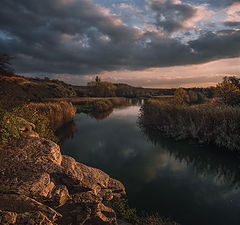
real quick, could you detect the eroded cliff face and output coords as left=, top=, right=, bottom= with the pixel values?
left=0, top=121, right=125, bottom=225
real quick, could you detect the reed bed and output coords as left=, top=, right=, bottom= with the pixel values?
left=28, top=101, right=76, bottom=130
left=139, top=99, right=240, bottom=151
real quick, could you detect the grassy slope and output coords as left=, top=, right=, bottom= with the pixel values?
left=0, top=75, right=75, bottom=105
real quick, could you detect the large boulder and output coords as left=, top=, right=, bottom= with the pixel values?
left=0, top=130, right=126, bottom=224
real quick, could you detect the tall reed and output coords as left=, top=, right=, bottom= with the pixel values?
left=27, top=101, right=76, bottom=130
left=139, top=99, right=240, bottom=151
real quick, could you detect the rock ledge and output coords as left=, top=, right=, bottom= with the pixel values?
left=0, top=129, right=125, bottom=224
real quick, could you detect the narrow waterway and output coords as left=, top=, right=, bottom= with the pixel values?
left=58, top=104, right=240, bottom=225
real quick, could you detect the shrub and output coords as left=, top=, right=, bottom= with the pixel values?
left=12, top=104, right=57, bottom=142
left=0, top=111, right=24, bottom=146
left=173, top=88, right=189, bottom=105
left=215, top=76, right=240, bottom=105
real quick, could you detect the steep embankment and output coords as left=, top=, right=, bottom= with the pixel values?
left=0, top=120, right=125, bottom=225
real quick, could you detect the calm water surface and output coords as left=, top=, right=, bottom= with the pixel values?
left=58, top=104, right=240, bottom=225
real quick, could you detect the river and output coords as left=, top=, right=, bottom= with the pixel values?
left=58, top=103, right=240, bottom=225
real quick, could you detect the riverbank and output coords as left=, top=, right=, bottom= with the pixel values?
left=139, top=99, right=240, bottom=151
left=44, top=97, right=129, bottom=113
left=0, top=101, right=76, bottom=147
left=27, top=101, right=76, bottom=130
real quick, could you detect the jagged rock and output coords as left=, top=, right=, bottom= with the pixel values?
left=16, top=173, right=55, bottom=198
left=0, top=129, right=126, bottom=225
left=16, top=137, right=62, bottom=166
left=56, top=203, right=91, bottom=225
left=0, top=210, right=17, bottom=224
left=72, top=191, right=103, bottom=205
left=18, top=117, right=39, bottom=138
left=108, top=178, right=126, bottom=198
left=50, top=185, right=70, bottom=207
left=17, top=211, right=53, bottom=225
left=99, top=189, right=114, bottom=201
left=0, top=194, right=61, bottom=224
left=87, top=203, right=117, bottom=225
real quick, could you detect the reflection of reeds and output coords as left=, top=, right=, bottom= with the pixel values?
left=139, top=99, right=240, bottom=151
left=87, top=109, right=113, bottom=120
left=56, top=120, right=77, bottom=144
left=28, top=101, right=76, bottom=130
left=139, top=123, right=240, bottom=189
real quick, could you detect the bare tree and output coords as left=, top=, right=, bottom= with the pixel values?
left=0, top=54, right=14, bottom=76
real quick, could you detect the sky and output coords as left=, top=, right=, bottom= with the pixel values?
left=0, top=0, right=240, bottom=88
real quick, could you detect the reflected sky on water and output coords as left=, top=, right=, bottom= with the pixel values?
left=59, top=105, right=240, bottom=225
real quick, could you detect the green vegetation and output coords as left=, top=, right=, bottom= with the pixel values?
left=0, top=111, right=25, bottom=146
left=0, top=102, right=60, bottom=146
left=107, top=198, right=179, bottom=225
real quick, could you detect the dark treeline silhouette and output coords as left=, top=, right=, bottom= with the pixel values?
left=73, top=76, right=215, bottom=99
left=0, top=54, right=15, bottom=76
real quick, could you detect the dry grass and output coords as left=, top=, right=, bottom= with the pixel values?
left=139, top=99, right=240, bottom=151
left=28, top=101, right=76, bottom=130
left=45, top=97, right=128, bottom=113
left=45, top=97, right=127, bottom=105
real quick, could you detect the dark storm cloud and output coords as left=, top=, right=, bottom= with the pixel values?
left=189, top=30, right=240, bottom=63
left=0, top=0, right=240, bottom=75
left=187, top=0, right=239, bottom=9
left=224, top=22, right=240, bottom=27
left=149, top=0, right=197, bottom=33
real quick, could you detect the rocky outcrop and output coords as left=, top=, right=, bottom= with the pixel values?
left=0, top=128, right=125, bottom=224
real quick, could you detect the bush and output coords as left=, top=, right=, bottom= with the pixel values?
left=0, top=111, right=24, bottom=146
left=12, top=104, right=58, bottom=142
left=215, top=76, right=240, bottom=105
left=173, top=88, right=189, bottom=105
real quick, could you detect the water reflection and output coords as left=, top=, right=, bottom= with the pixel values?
left=56, top=121, right=77, bottom=145
left=59, top=105, right=240, bottom=225
left=87, top=109, right=113, bottom=120
left=139, top=124, right=240, bottom=189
